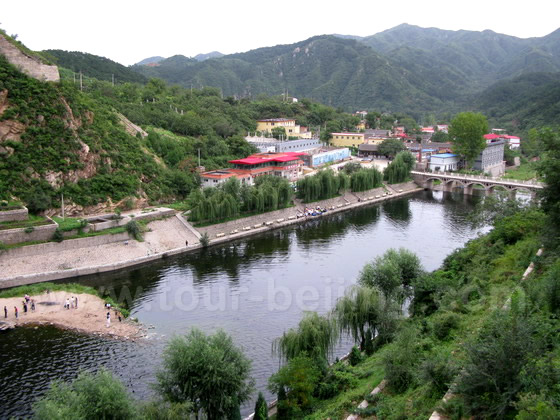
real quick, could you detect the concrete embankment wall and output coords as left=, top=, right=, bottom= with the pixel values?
left=0, top=207, right=28, bottom=222
left=1, top=232, right=131, bottom=259
left=0, top=219, right=58, bottom=245
left=0, top=183, right=421, bottom=289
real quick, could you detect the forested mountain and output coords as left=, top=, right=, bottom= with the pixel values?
left=193, top=51, right=224, bottom=61
left=44, top=50, right=148, bottom=84
left=474, top=72, right=560, bottom=131
left=132, top=36, right=453, bottom=115
left=129, top=24, right=560, bottom=124
left=135, top=56, right=165, bottom=66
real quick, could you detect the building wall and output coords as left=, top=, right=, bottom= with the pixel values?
left=474, top=141, right=505, bottom=174
left=331, top=134, right=365, bottom=147
left=429, top=157, right=458, bottom=172
left=311, top=148, right=351, bottom=167
left=276, top=138, right=321, bottom=153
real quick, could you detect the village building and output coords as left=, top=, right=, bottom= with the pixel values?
left=245, top=136, right=321, bottom=153
left=255, top=118, right=312, bottom=139
left=429, top=153, right=459, bottom=172
left=200, top=152, right=305, bottom=188
left=301, top=147, right=351, bottom=167
left=475, top=138, right=505, bottom=176
left=330, top=132, right=365, bottom=147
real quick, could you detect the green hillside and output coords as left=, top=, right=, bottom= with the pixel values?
left=43, top=49, right=148, bottom=84
left=130, top=25, right=560, bottom=120
left=0, top=33, right=360, bottom=212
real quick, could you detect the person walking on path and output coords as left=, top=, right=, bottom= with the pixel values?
left=75, top=296, right=78, bottom=309
left=4, top=306, right=7, bottom=318
left=106, top=312, right=111, bottom=328
left=31, top=300, right=36, bottom=312
left=65, top=298, right=70, bottom=310
left=23, top=302, right=27, bottom=314
left=14, top=306, right=18, bottom=319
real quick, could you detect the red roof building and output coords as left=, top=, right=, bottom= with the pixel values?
left=201, top=152, right=305, bottom=188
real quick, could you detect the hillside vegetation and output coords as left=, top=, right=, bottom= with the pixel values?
left=130, top=24, right=560, bottom=130
left=0, top=32, right=359, bottom=213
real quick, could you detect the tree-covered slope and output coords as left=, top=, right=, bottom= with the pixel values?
left=474, top=72, right=560, bottom=131
left=43, top=50, right=148, bottom=84
left=132, top=36, right=449, bottom=113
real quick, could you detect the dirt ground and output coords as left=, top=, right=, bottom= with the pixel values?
left=0, top=291, right=143, bottom=339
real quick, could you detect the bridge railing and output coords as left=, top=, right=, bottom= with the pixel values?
left=411, top=170, right=543, bottom=187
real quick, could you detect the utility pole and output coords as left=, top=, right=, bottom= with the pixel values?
left=79, top=71, right=83, bottom=91
left=112, top=74, right=114, bottom=86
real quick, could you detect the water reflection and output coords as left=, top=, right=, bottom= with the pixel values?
left=0, top=191, right=487, bottom=418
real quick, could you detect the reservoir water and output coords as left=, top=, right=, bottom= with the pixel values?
left=0, top=190, right=488, bottom=417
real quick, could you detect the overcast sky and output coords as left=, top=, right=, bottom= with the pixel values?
left=2, top=0, right=559, bottom=66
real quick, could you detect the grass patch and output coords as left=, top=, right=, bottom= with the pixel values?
left=502, top=162, right=539, bottom=181
left=162, top=201, right=190, bottom=212
left=52, top=216, right=87, bottom=232
left=0, top=215, right=52, bottom=231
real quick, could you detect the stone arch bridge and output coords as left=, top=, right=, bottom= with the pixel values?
left=411, top=171, right=544, bottom=197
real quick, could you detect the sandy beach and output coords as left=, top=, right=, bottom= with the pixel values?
left=0, top=291, right=142, bottom=339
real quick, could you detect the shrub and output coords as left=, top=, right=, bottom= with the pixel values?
left=125, top=220, right=143, bottom=241
left=199, top=232, right=209, bottom=247
left=432, top=312, right=461, bottom=341
left=349, top=345, right=363, bottom=366
left=24, top=226, right=34, bottom=234
left=253, top=392, right=269, bottom=420
left=52, top=228, right=64, bottom=242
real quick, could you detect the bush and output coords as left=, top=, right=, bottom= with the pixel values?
left=199, top=232, right=209, bottom=247
left=431, top=312, right=461, bottom=341
left=253, top=392, right=269, bottom=420
left=348, top=345, right=363, bottom=366
left=125, top=220, right=143, bottom=241
left=33, top=368, right=137, bottom=420
left=52, top=228, right=64, bottom=242
left=24, top=226, right=34, bottom=233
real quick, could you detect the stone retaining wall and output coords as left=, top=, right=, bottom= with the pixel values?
left=1, top=232, right=130, bottom=259
left=0, top=219, right=58, bottom=245
left=0, top=207, right=28, bottom=222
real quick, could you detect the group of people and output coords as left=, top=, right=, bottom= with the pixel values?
left=104, top=302, right=122, bottom=327
left=64, top=296, right=78, bottom=310
left=3, top=294, right=36, bottom=320
left=297, top=206, right=331, bottom=218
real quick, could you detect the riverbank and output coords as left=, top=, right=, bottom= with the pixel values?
left=0, top=290, right=143, bottom=339
left=0, top=181, right=422, bottom=289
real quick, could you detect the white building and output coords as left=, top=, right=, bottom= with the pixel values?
left=429, top=153, right=459, bottom=172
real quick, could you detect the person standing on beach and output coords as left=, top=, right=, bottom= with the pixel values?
left=23, top=302, right=27, bottom=314
left=31, top=300, right=35, bottom=312
left=4, top=306, right=7, bottom=318
left=106, top=312, right=111, bottom=328
left=14, top=306, right=18, bottom=319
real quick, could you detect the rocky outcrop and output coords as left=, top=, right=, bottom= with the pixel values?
left=0, top=34, right=59, bottom=82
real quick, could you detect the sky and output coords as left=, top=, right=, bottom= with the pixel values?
left=2, top=0, right=559, bottom=66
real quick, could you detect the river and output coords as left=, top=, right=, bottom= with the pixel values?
left=0, top=190, right=488, bottom=417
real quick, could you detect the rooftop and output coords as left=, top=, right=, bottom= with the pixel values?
left=431, top=153, right=457, bottom=158
left=257, top=118, right=296, bottom=122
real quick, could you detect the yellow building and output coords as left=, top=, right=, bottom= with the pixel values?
left=256, top=118, right=312, bottom=139
left=330, top=132, right=365, bottom=147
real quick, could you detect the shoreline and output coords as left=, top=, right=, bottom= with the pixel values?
left=0, top=291, right=144, bottom=339
left=0, top=182, right=423, bottom=289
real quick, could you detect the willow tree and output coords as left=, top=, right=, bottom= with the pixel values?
left=383, top=151, right=415, bottom=184
left=333, top=285, right=386, bottom=350
left=350, top=168, right=382, bottom=192
left=359, top=248, right=424, bottom=301
left=272, top=312, right=338, bottom=364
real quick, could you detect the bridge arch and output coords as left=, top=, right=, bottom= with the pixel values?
left=464, top=182, right=488, bottom=195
